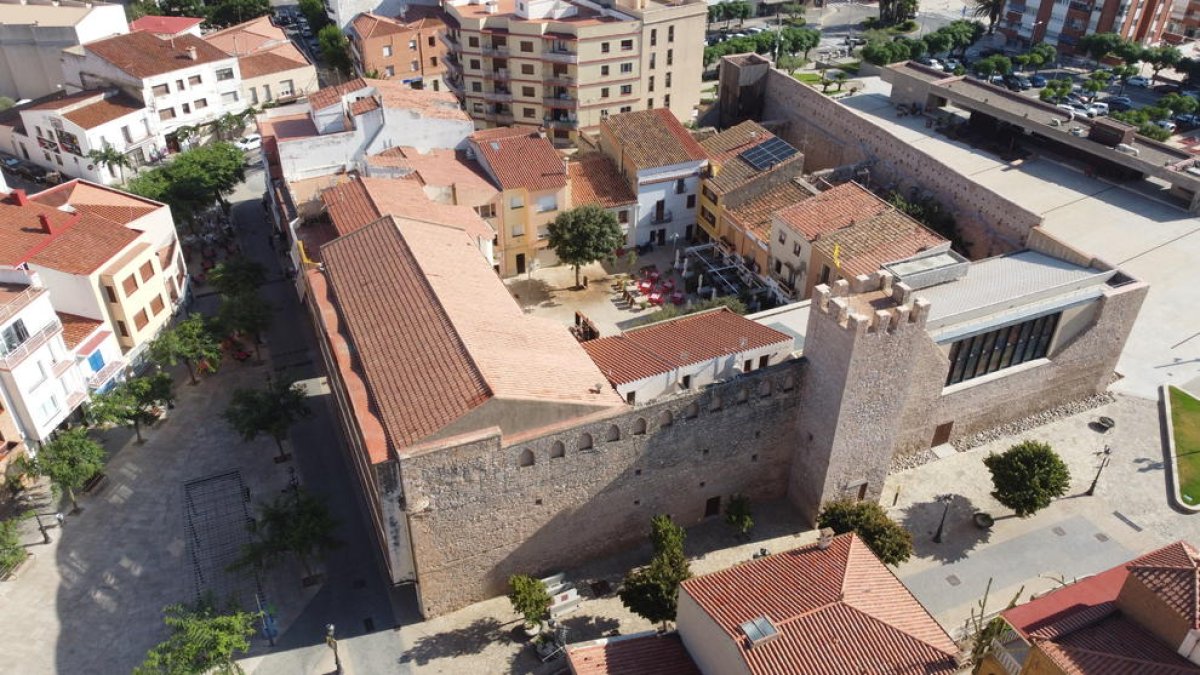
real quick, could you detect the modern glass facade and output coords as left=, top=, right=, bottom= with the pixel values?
left=944, top=312, right=1061, bottom=386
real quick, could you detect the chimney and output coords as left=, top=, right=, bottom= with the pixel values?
left=38, top=214, right=55, bottom=235
left=817, top=527, right=834, bottom=550
left=186, top=46, right=198, bottom=61
left=10, top=189, right=27, bottom=206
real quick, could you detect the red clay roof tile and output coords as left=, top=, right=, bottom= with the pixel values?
left=601, top=109, right=707, bottom=170
left=567, top=633, right=701, bottom=675
left=568, top=153, right=635, bottom=208
left=84, top=32, right=232, bottom=79
left=471, top=129, right=566, bottom=191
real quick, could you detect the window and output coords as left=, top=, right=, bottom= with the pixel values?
left=139, top=260, right=155, bottom=283
left=649, top=76, right=655, bottom=92
left=122, top=273, right=139, bottom=295
left=620, top=39, right=633, bottom=51
left=521, top=63, right=535, bottom=75
left=134, top=309, right=149, bottom=331
left=159, top=107, right=176, bottom=121
left=778, top=231, right=787, bottom=245
left=819, top=265, right=831, bottom=285
left=667, top=49, right=673, bottom=66
left=176, top=79, right=184, bottom=90
left=793, top=241, right=802, bottom=256
left=945, top=313, right=1061, bottom=386
left=620, top=84, right=632, bottom=95
left=522, top=85, right=535, bottom=97
left=668, top=25, right=674, bottom=42
left=510, top=195, right=524, bottom=209
left=519, top=448, right=535, bottom=467
left=681, top=375, right=692, bottom=389
left=0, top=320, right=29, bottom=353
left=618, top=209, right=628, bottom=223
left=188, top=75, right=202, bottom=86
left=601, top=42, right=611, bottom=53
left=521, top=40, right=533, bottom=52
left=475, top=204, right=496, bottom=218
left=386, top=66, right=396, bottom=77
left=428, top=36, right=436, bottom=47
left=469, top=35, right=479, bottom=47
left=469, top=58, right=480, bottom=69
left=408, top=39, right=417, bottom=50
left=665, top=72, right=672, bottom=87
left=536, top=195, right=557, bottom=213
left=511, top=222, right=525, bottom=236
left=250, top=87, right=259, bottom=104
left=650, top=28, right=657, bottom=46
left=37, top=395, right=60, bottom=423
left=632, top=417, right=646, bottom=434
left=774, top=260, right=783, bottom=274
left=150, top=294, right=165, bottom=316
left=104, top=285, right=118, bottom=303
left=601, top=65, right=610, bottom=76
left=194, top=98, right=208, bottom=109
left=686, top=194, right=695, bottom=208
left=650, top=53, right=656, bottom=70
left=181, top=102, right=191, bottom=114
left=217, top=68, right=234, bottom=81
left=152, top=83, right=169, bottom=97
left=601, top=108, right=610, bottom=119
left=523, top=107, right=536, bottom=119
left=620, top=105, right=632, bottom=113
left=472, top=102, right=484, bottom=113
left=116, top=320, right=129, bottom=338
left=411, top=60, right=420, bottom=72
left=578, top=433, right=593, bottom=451
left=675, top=178, right=685, bottom=194
left=601, top=87, right=610, bottom=98
left=220, top=91, right=239, bottom=104
left=550, top=441, right=565, bottom=459
left=647, top=98, right=654, bottom=108
left=472, top=81, right=482, bottom=92
left=431, top=56, right=438, bottom=66
left=620, top=62, right=633, bottom=74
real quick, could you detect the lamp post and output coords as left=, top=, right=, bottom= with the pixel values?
left=325, top=624, right=342, bottom=674
left=1086, top=444, right=1113, bottom=497
left=932, top=494, right=953, bottom=543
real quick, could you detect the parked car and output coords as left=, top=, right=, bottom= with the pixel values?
left=14, top=161, right=48, bottom=181
left=941, top=58, right=961, bottom=72
left=1175, top=113, right=1200, bottom=128
left=1088, top=101, right=1109, bottom=115
left=234, top=134, right=262, bottom=151
left=1069, top=103, right=1097, bottom=117
left=1106, top=99, right=1133, bottom=111
left=1029, top=74, right=1048, bottom=87
left=1153, top=82, right=1182, bottom=94
left=1155, top=119, right=1177, bottom=132
left=0, top=154, right=19, bottom=171
left=1126, top=75, right=1150, bottom=87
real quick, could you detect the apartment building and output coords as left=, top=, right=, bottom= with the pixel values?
left=999, top=0, right=1175, bottom=51
left=469, top=126, right=568, bottom=275
left=0, top=89, right=158, bottom=186
left=441, top=0, right=704, bottom=145
left=0, top=0, right=128, bottom=101
left=598, top=109, right=706, bottom=248
left=62, top=31, right=246, bottom=148
left=1165, top=0, right=1200, bottom=41
left=349, top=10, right=449, bottom=91
left=0, top=182, right=187, bottom=365
left=203, top=16, right=319, bottom=108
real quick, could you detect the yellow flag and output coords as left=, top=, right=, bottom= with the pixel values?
left=832, top=243, right=841, bottom=269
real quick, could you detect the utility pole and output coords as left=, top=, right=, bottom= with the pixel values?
left=932, top=494, right=953, bottom=543
left=1086, top=445, right=1113, bottom=496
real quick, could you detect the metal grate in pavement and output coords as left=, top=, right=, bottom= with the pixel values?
left=183, top=470, right=262, bottom=610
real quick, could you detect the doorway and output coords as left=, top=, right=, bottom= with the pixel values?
left=655, top=229, right=666, bottom=246
left=704, top=496, right=721, bottom=518
left=654, top=199, right=666, bottom=222
left=515, top=253, right=526, bottom=275
left=931, top=422, right=953, bottom=447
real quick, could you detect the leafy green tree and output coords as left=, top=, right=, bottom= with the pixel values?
left=1078, top=32, right=1125, bottom=68
left=707, top=2, right=727, bottom=28
left=984, top=440, right=1071, bottom=517
left=207, top=0, right=270, bottom=28
left=158, top=0, right=208, bottom=18
left=1110, top=109, right=1172, bottom=140
left=971, top=0, right=1006, bottom=34
left=88, top=372, right=174, bottom=443
left=208, top=257, right=267, bottom=298
left=27, top=428, right=106, bottom=513
left=87, top=146, right=131, bottom=184
left=817, top=500, right=913, bottom=566
left=1144, top=44, right=1183, bottom=83
left=507, top=574, right=551, bottom=626
left=619, top=515, right=692, bottom=629
left=231, top=489, right=340, bottom=578
left=319, top=25, right=354, bottom=75
left=299, top=0, right=331, bottom=29
left=218, top=292, right=272, bottom=360
left=727, top=0, right=751, bottom=27
left=1038, top=77, right=1074, bottom=103
left=778, top=54, right=806, bottom=75
left=782, top=27, right=820, bottom=59
left=923, top=31, right=952, bottom=57
left=171, top=142, right=246, bottom=207
left=780, top=2, right=805, bottom=25
left=223, top=377, right=312, bottom=461
left=0, top=517, right=27, bottom=572
left=1161, top=92, right=1198, bottom=115
left=1113, top=63, right=1140, bottom=92
left=135, top=597, right=259, bottom=675
left=0, top=96, right=14, bottom=112
left=547, top=204, right=624, bottom=288
left=724, top=494, right=753, bottom=537
left=150, top=314, right=222, bottom=384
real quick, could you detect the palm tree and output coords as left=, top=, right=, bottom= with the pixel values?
left=87, top=146, right=131, bottom=183
left=971, top=0, right=1006, bottom=34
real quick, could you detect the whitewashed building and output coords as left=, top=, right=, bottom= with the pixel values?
left=0, top=0, right=128, bottom=101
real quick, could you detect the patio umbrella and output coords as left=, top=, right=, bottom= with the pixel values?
left=674, top=248, right=681, bottom=268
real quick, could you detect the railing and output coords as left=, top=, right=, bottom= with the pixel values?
left=543, top=49, right=579, bottom=64
left=482, top=45, right=510, bottom=57
left=0, top=286, right=46, bottom=328
left=440, top=32, right=460, bottom=50
left=488, top=69, right=510, bottom=80
left=543, top=95, right=575, bottom=107
left=545, top=75, right=575, bottom=87
left=88, top=358, right=126, bottom=390
left=484, top=89, right=513, bottom=102
left=990, top=630, right=1027, bottom=675
left=0, top=318, right=63, bottom=371
left=651, top=209, right=674, bottom=224
left=544, top=117, right=578, bottom=129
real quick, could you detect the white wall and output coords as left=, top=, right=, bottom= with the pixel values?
left=633, top=161, right=702, bottom=246
left=30, top=266, right=105, bottom=321
left=15, top=104, right=158, bottom=185
left=0, top=3, right=127, bottom=100
left=615, top=341, right=792, bottom=403
left=676, top=589, right=751, bottom=675
left=0, top=292, right=83, bottom=441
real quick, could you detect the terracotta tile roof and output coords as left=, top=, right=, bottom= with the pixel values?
left=62, top=94, right=144, bottom=130
left=308, top=78, right=369, bottom=110
left=321, top=176, right=492, bottom=242
left=238, top=50, right=307, bottom=79
left=601, top=109, right=707, bottom=171
left=84, top=32, right=232, bottom=79
left=58, top=313, right=102, bottom=350
left=701, top=121, right=773, bottom=163
left=372, top=80, right=467, bottom=121
left=202, top=15, right=283, bottom=55
left=129, top=15, right=204, bottom=36
left=566, top=633, right=701, bottom=675
left=0, top=181, right=157, bottom=275
left=725, top=180, right=815, bottom=244
left=568, top=153, right=635, bottom=208
left=680, top=533, right=958, bottom=675
left=367, top=147, right=498, bottom=198
left=582, top=308, right=793, bottom=386
left=351, top=12, right=410, bottom=39
left=775, top=181, right=892, bottom=241
left=1125, top=541, right=1200, bottom=629
left=812, top=209, right=947, bottom=278
left=349, top=96, right=380, bottom=116
left=22, top=90, right=107, bottom=112
left=1037, top=614, right=1200, bottom=674
left=471, top=129, right=567, bottom=191
left=320, top=216, right=622, bottom=449
left=701, top=123, right=804, bottom=195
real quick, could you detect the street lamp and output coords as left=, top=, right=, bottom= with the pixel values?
left=1086, top=444, right=1113, bottom=496
left=932, top=494, right=953, bottom=543
left=325, top=624, right=342, bottom=674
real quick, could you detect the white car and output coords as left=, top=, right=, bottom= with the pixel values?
left=1156, top=119, right=1177, bottom=132
left=1088, top=101, right=1109, bottom=115
left=1127, top=75, right=1150, bottom=87
left=234, top=134, right=262, bottom=151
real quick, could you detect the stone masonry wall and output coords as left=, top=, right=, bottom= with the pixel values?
left=755, top=68, right=1043, bottom=259
left=397, top=364, right=805, bottom=617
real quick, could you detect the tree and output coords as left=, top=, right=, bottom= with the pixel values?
left=778, top=54, right=806, bottom=75
left=724, top=494, right=753, bottom=537
left=223, top=377, right=312, bottom=461
left=728, top=0, right=751, bottom=27
left=817, top=500, right=913, bottom=566
left=1113, top=63, right=1140, bottom=92
left=1161, top=92, right=1198, bottom=115
left=126, top=143, right=247, bottom=225
left=231, top=489, right=340, bottom=578
left=619, top=515, right=691, bottom=629
left=158, top=0, right=208, bottom=18
left=319, top=25, right=354, bottom=76
left=27, top=428, right=106, bottom=513
left=135, top=597, right=259, bottom=675
left=923, top=32, right=952, bottom=57
left=832, top=70, right=849, bottom=91
left=780, top=2, right=805, bottom=25
left=299, top=0, right=331, bottom=30
left=547, top=204, right=624, bottom=288
left=984, top=440, right=1071, bottom=517
left=208, top=257, right=267, bottom=298
left=218, top=293, right=272, bottom=360
left=207, top=0, right=270, bottom=28
left=507, top=574, right=551, bottom=626
left=1145, top=44, right=1183, bottom=82
left=87, top=146, right=131, bottom=184
left=970, top=0, right=1006, bottom=34
left=1078, top=32, right=1125, bottom=68
left=124, top=0, right=156, bottom=20
left=150, top=314, right=222, bottom=385
left=1038, top=77, right=1074, bottom=103
left=88, top=372, right=173, bottom=443
left=0, top=517, right=26, bottom=573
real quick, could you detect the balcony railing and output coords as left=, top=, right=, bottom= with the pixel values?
left=0, top=317, right=63, bottom=371
left=484, top=89, right=513, bottom=102
left=88, top=358, right=126, bottom=390
left=545, top=75, right=576, bottom=87
left=0, top=286, right=46, bottom=328
left=543, top=49, right=579, bottom=64
left=651, top=209, right=674, bottom=224
left=441, top=32, right=460, bottom=50
left=487, top=69, right=510, bottom=80
left=544, top=95, right=575, bottom=107
left=544, top=117, right=577, bottom=129
left=482, top=45, right=510, bottom=57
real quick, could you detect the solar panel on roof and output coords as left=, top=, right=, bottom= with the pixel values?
left=739, top=137, right=798, bottom=171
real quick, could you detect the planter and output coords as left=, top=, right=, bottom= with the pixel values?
left=0, top=552, right=32, bottom=582
left=522, top=620, right=544, bottom=639
left=973, top=512, right=995, bottom=529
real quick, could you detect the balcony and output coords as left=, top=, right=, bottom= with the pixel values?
left=989, top=629, right=1029, bottom=675
left=486, top=69, right=510, bottom=81
left=0, top=286, right=46, bottom=328
left=544, top=116, right=578, bottom=129
left=543, top=49, right=579, bottom=64
left=0, top=318, right=63, bottom=371
left=484, top=89, right=514, bottom=102
left=441, top=32, right=460, bottom=50
left=543, top=95, right=575, bottom=108
left=88, top=358, right=126, bottom=391
left=482, top=45, right=510, bottom=57
left=651, top=209, right=674, bottom=224
left=545, top=74, right=576, bottom=87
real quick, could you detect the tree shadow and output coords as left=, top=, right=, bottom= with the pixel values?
left=900, top=494, right=993, bottom=565
left=556, top=614, right=621, bottom=643
left=397, top=617, right=513, bottom=667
